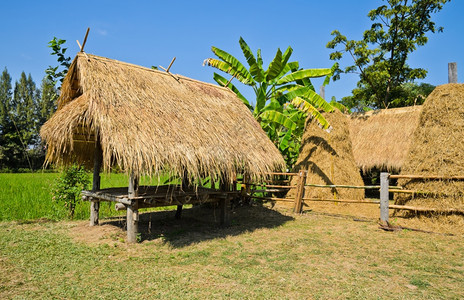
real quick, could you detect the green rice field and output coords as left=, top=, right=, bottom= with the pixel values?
left=0, top=172, right=167, bottom=221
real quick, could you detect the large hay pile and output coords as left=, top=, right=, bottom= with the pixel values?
left=396, top=84, right=464, bottom=213
left=349, top=106, right=422, bottom=173
left=288, top=109, right=364, bottom=200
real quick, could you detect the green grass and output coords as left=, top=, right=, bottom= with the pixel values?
left=0, top=172, right=169, bottom=221
left=0, top=206, right=462, bottom=299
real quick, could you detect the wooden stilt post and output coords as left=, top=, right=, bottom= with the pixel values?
left=240, top=173, right=251, bottom=204
left=219, top=177, right=230, bottom=226
left=293, top=170, right=308, bottom=213
left=127, top=173, right=139, bottom=243
left=380, top=172, right=390, bottom=225
left=90, top=138, right=102, bottom=226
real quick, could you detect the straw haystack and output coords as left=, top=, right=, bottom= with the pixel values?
left=349, top=106, right=422, bottom=173
left=41, top=53, right=284, bottom=182
left=289, top=109, right=364, bottom=200
left=396, top=84, right=464, bottom=211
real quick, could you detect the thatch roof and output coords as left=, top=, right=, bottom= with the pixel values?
left=40, top=53, right=284, bottom=182
left=288, top=109, right=364, bottom=200
left=349, top=105, right=422, bottom=173
left=396, top=84, right=464, bottom=211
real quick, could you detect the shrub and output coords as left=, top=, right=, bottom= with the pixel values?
left=51, top=165, right=90, bottom=218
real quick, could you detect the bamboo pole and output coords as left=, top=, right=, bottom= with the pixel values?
left=390, top=174, right=464, bottom=180
left=389, top=204, right=464, bottom=214
left=304, top=184, right=382, bottom=189
left=302, top=198, right=380, bottom=204
left=266, top=172, right=298, bottom=176
left=81, top=28, right=90, bottom=52
left=264, top=184, right=297, bottom=189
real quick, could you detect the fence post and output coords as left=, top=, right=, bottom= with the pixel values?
left=380, top=172, right=390, bottom=224
left=448, top=62, right=458, bottom=83
left=293, top=170, right=307, bottom=213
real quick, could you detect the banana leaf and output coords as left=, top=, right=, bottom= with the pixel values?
left=265, top=49, right=283, bottom=82
left=210, top=46, right=254, bottom=85
left=277, top=68, right=332, bottom=85
left=291, top=97, right=332, bottom=131
left=260, top=110, right=297, bottom=131
left=239, top=37, right=265, bottom=82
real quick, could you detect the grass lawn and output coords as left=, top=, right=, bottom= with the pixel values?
left=0, top=205, right=463, bottom=299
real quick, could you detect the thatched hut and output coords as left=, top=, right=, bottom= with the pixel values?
left=288, top=109, right=364, bottom=201
left=41, top=53, right=284, bottom=242
left=395, top=84, right=464, bottom=213
left=349, top=106, right=422, bottom=173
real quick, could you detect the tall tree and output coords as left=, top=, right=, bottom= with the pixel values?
left=327, top=0, right=449, bottom=109
left=0, top=68, right=13, bottom=169
left=36, top=76, right=57, bottom=128
left=204, top=37, right=334, bottom=167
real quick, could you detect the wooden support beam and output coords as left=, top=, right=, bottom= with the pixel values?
left=175, top=205, right=183, bottom=219
left=127, top=173, right=139, bottom=243
left=90, top=137, right=102, bottom=226
left=219, top=179, right=230, bottom=226
left=251, top=196, right=294, bottom=202
left=82, top=192, right=132, bottom=205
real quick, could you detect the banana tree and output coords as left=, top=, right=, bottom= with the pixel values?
left=204, top=37, right=334, bottom=167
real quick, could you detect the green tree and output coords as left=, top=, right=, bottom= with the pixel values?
left=327, top=0, right=449, bottom=109
left=204, top=37, right=334, bottom=167
left=36, top=76, right=57, bottom=127
left=0, top=68, right=13, bottom=169
left=46, top=37, right=71, bottom=87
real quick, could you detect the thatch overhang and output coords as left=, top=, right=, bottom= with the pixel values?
left=40, top=53, right=285, bottom=182
left=349, top=106, right=423, bottom=173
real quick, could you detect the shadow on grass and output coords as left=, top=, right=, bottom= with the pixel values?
left=101, top=205, right=294, bottom=248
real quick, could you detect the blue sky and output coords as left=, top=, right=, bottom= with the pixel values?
left=1, top=0, right=462, bottom=104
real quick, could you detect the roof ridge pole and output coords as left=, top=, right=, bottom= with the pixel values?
left=127, top=172, right=139, bottom=243
left=90, top=136, right=103, bottom=226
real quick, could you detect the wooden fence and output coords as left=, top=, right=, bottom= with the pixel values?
left=243, top=171, right=464, bottom=223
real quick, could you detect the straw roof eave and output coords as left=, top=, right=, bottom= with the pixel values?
left=40, top=53, right=285, bottom=182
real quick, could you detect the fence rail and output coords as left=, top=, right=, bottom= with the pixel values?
left=246, top=171, right=463, bottom=223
